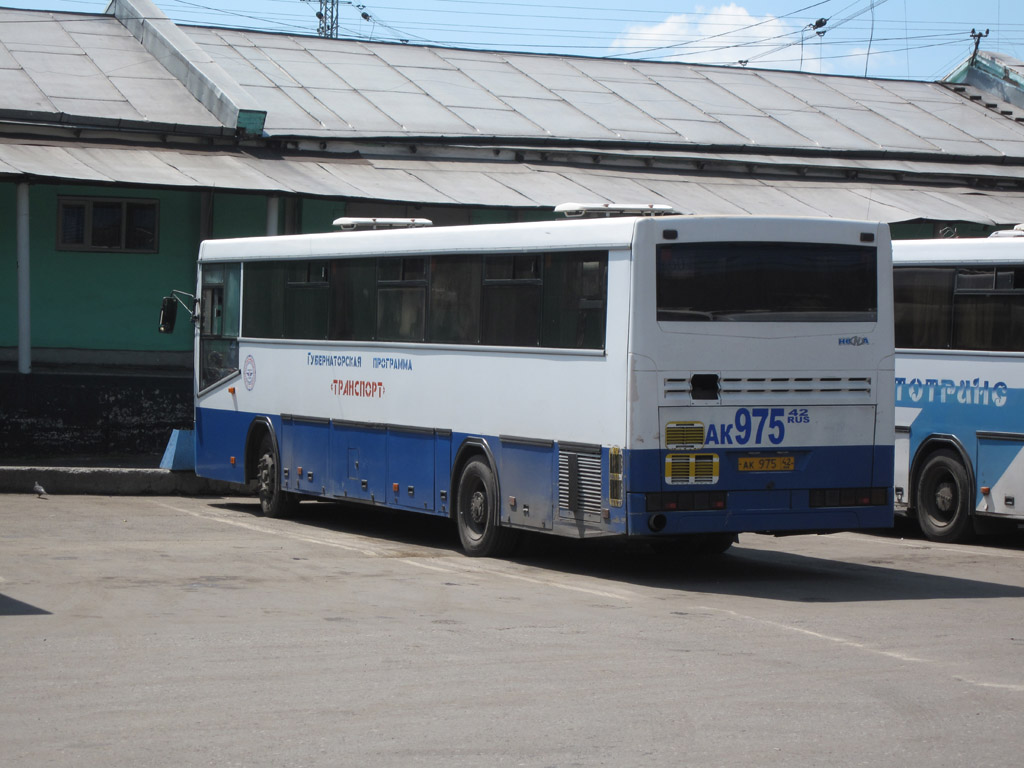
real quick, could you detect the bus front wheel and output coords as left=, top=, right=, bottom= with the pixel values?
left=455, top=457, right=518, bottom=557
left=256, top=434, right=298, bottom=518
left=915, top=450, right=974, bottom=543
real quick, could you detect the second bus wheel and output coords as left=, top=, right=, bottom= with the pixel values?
left=915, top=449, right=974, bottom=543
left=455, top=457, right=518, bottom=557
left=256, top=434, right=299, bottom=518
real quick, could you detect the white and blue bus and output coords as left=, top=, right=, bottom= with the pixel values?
left=894, top=230, right=1024, bottom=542
left=162, top=208, right=894, bottom=556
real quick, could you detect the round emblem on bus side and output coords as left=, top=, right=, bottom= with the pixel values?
left=243, top=355, right=256, bottom=391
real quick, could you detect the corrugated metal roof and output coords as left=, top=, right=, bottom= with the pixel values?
left=180, top=27, right=1024, bottom=160
left=2, top=140, right=1021, bottom=224
left=2, top=3, right=1024, bottom=225
left=0, top=8, right=223, bottom=131
left=6, top=5, right=1024, bottom=161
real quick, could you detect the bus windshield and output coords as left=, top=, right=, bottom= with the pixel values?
left=656, top=242, right=877, bottom=322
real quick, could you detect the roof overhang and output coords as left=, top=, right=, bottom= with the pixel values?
left=1, top=138, right=1022, bottom=226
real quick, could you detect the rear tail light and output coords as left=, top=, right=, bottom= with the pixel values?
left=647, top=491, right=726, bottom=512
left=809, top=487, right=889, bottom=508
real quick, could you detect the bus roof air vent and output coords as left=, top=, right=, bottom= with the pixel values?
left=989, top=224, right=1024, bottom=238
left=554, top=202, right=682, bottom=218
left=332, top=217, right=433, bottom=231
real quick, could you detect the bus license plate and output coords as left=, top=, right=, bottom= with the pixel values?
left=738, top=456, right=794, bottom=472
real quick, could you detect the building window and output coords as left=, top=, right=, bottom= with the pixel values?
left=58, top=197, right=159, bottom=252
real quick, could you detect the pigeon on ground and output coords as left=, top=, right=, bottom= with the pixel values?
left=33, top=481, right=47, bottom=498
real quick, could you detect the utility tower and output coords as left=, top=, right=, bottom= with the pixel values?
left=315, top=0, right=339, bottom=39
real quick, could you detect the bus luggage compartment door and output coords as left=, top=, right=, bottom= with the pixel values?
left=387, top=427, right=435, bottom=512
left=281, top=415, right=330, bottom=496
left=497, top=438, right=556, bottom=531
left=330, top=421, right=386, bottom=502
left=977, top=433, right=1024, bottom=519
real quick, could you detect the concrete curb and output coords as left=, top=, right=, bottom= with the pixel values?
left=0, top=467, right=251, bottom=497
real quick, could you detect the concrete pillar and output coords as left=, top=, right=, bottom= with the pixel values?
left=16, top=182, right=30, bottom=374
left=266, top=196, right=279, bottom=236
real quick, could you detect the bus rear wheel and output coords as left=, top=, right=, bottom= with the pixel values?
left=455, top=457, right=518, bottom=557
left=915, top=450, right=974, bottom=543
left=256, top=434, right=298, bottom=518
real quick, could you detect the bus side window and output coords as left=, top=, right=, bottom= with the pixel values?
left=283, top=261, right=329, bottom=341
left=482, top=254, right=542, bottom=346
left=243, top=261, right=285, bottom=339
left=377, top=257, right=426, bottom=342
left=541, top=251, right=607, bottom=350
left=428, top=254, right=481, bottom=344
left=199, top=263, right=240, bottom=391
left=894, top=267, right=954, bottom=349
left=329, top=258, right=376, bottom=341
left=952, top=267, right=1024, bottom=352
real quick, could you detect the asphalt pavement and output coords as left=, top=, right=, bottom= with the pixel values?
left=2, top=494, right=1023, bottom=768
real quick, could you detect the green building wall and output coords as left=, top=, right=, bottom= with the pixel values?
left=1, top=178, right=1011, bottom=367
left=300, top=197, right=346, bottom=233
left=24, top=184, right=199, bottom=354
left=210, top=192, right=270, bottom=241
left=0, top=186, right=355, bottom=360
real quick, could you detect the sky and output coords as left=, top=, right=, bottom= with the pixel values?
left=4, top=0, right=1024, bottom=81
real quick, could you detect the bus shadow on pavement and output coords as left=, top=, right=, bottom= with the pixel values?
left=214, top=499, right=1024, bottom=604
left=0, top=593, right=51, bottom=616
left=548, top=541, right=1024, bottom=604
left=217, top=499, right=462, bottom=553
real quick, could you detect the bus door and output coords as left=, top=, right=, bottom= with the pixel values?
left=198, top=263, right=240, bottom=392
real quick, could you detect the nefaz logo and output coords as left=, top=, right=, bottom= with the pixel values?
left=243, top=355, right=256, bottom=390
left=838, top=336, right=869, bottom=346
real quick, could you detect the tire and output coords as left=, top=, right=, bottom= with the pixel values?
left=915, top=449, right=974, bottom=543
left=256, top=434, right=298, bottom=518
left=455, top=457, right=518, bottom=557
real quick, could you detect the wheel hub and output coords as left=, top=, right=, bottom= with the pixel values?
left=469, top=490, right=486, bottom=525
left=935, top=482, right=955, bottom=514
left=258, top=455, right=274, bottom=499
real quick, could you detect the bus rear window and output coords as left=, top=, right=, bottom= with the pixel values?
left=656, top=242, right=877, bottom=322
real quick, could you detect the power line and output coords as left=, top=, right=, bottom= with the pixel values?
left=606, top=1, right=835, bottom=59
left=4, top=0, right=1023, bottom=79
left=726, top=0, right=891, bottom=68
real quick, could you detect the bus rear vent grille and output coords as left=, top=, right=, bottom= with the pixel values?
left=665, top=453, right=720, bottom=485
left=558, top=448, right=602, bottom=518
left=666, top=421, right=705, bottom=449
left=665, top=377, right=872, bottom=397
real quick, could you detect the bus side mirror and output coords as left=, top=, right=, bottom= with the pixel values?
left=158, top=296, right=178, bottom=333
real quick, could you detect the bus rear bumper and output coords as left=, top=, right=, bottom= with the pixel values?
left=627, top=492, right=892, bottom=535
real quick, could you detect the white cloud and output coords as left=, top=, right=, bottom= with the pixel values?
left=610, top=4, right=821, bottom=71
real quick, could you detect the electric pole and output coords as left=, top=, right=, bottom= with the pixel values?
left=970, top=28, right=989, bottom=66
left=314, top=0, right=339, bottom=39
